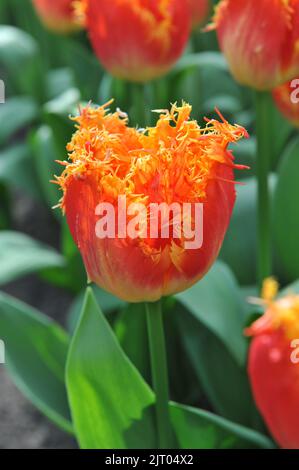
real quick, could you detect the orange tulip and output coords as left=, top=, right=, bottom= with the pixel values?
left=246, top=278, right=299, bottom=449
left=273, top=79, right=299, bottom=127
left=85, top=0, right=191, bottom=82
left=189, top=0, right=209, bottom=28
left=32, top=0, right=82, bottom=33
left=211, top=0, right=299, bottom=90
left=55, top=101, right=247, bottom=302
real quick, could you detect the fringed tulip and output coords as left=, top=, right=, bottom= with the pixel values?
left=211, top=0, right=299, bottom=90
left=55, top=101, right=247, bottom=302
left=246, top=278, right=299, bottom=448
left=85, top=0, right=191, bottom=82
left=189, top=0, right=209, bottom=28
left=32, top=0, right=82, bottom=33
left=273, top=79, right=299, bottom=127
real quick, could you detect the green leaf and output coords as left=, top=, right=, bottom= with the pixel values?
left=173, top=52, right=228, bottom=74
left=274, top=137, right=299, bottom=280
left=0, top=143, right=40, bottom=198
left=46, top=67, right=75, bottom=100
left=67, top=285, right=125, bottom=333
left=40, top=221, right=86, bottom=293
left=175, top=306, right=259, bottom=428
left=0, top=25, right=44, bottom=99
left=220, top=176, right=277, bottom=285
left=0, top=231, right=65, bottom=286
left=0, top=96, right=38, bottom=145
left=170, top=403, right=274, bottom=449
left=44, top=88, right=80, bottom=116
left=176, top=261, right=247, bottom=365
left=114, top=303, right=150, bottom=382
left=0, top=25, right=38, bottom=71
left=66, top=288, right=156, bottom=449
left=30, top=125, right=62, bottom=211
left=63, top=39, right=103, bottom=100
left=0, top=291, right=72, bottom=433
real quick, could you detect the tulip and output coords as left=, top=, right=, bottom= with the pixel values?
left=246, top=278, right=299, bottom=449
left=32, top=0, right=82, bottom=33
left=85, top=0, right=191, bottom=82
left=211, top=0, right=299, bottom=90
left=55, top=101, right=247, bottom=302
left=189, top=0, right=209, bottom=29
left=273, top=79, right=299, bottom=127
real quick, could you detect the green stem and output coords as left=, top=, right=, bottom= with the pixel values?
left=132, top=83, right=147, bottom=128
left=255, top=91, right=272, bottom=290
left=145, top=301, right=173, bottom=449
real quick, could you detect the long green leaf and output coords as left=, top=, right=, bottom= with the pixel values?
left=170, top=402, right=274, bottom=449
left=0, top=96, right=38, bottom=145
left=66, top=288, right=156, bottom=449
left=0, top=231, right=65, bottom=286
left=176, top=261, right=247, bottom=365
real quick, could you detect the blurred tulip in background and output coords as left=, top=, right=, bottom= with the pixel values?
left=212, top=0, right=299, bottom=90
left=32, top=0, right=83, bottom=33
left=246, top=278, right=299, bottom=449
left=85, top=0, right=191, bottom=82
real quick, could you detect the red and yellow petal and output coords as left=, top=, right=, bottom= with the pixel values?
left=32, top=0, right=82, bottom=33
left=86, top=0, right=191, bottom=82
left=213, top=0, right=299, bottom=90
left=56, top=101, right=247, bottom=302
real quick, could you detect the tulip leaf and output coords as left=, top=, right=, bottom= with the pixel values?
left=274, top=137, right=299, bottom=280
left=0, top=231, right=65, bottom=286
left=0, top=143, right=40, bottom=199
left=0, top=291, right=72, bottom=433
left=67, top=284, right=125, bottom=333
left=114, top=303, right=151, bottom=382
left=0, top=25, right=38, bottom=71
left=175, top=306, right=261, bottom=429
left=174, top=52, right=228, bottom=74
left=66, top=288, right=156, bottom=449
left=170, top=403, right=274, bottom=449
left=0, top=25, right=43, bottom=98
left=176, top=261, right=247, bottom=365
left=0, top=96, right=38, bottom=146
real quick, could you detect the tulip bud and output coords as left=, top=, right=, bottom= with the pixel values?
left=246, top=278, right=299, bottom=448
left=32, top=0, right=82, bottom=33
left=189, top=0, right=209, bottom=29
left=54, top=101, right=247, bottom=302
left=212, top=0, right=299, bottom=90
left=273, top=78, right=299, bottom=127
left=85, top=0, right=191, bottom=82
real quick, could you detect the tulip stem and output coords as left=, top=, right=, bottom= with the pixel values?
left=255, top=91, right=272, bottom=289
left=145, top=300, right=173, bottom=449
left=133, top=83, right=148, bottom=128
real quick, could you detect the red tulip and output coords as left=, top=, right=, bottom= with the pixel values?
left=55, top=102, right=247, bottom=302
left=273, top=79, right=299, bottom=127
left=246, top=278, right=299, bottom=448
left=211, top=0, right=299, bottom=90
left=32, top=0, right=82, bottom=33
left=85, top=0, right=191, bottom=82
left=189, top=0, right=209, bottom=28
